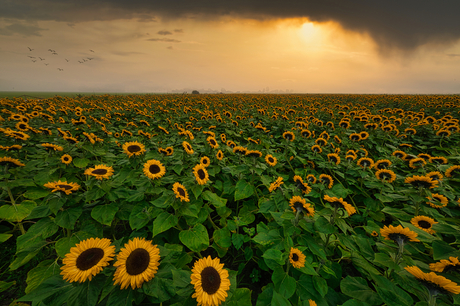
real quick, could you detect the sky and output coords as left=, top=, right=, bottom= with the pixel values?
left=1, top=0, right=460, bottom=94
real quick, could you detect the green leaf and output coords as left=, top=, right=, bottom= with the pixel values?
left=55, top=207, right=82, bottom=230
left=234, top=179, right=254, bottom=201
left=262, top=249, right=284, bottom=265
left=125, top=190, right=145, bottom=202
left=129, top=204, right=152, bottom=230
left=232, top=233, right=245, bottom=250
left=55, top=236, right=82, bottom=258
left=213, top=227, right=232, bottom=248
left=314, top=216, right=336, bottom=234
left=381, top=207, right=411, bottom=221
left=91, top=203, right=119, bottom=226
left=25, top=205, right=51, bottom=220
left=191, top=184, right=204, bottom=200
left=73, top=157, right=90, bottom=168
left=227, top=288, right=253, bottom=306
left=17, top=275, right=73, bottom=303
left=313, top=275, right=328, bottom=298
left=0, top=281, right=16, bottom=293
left=25, top=259, right=61, bottom=294
left=152, top=211, right=178, bottom=237
left=106, top=286, right=134, bottom=306
left=179, top=223, right=209, bottom=252
left=24, top=187, right=50, bottom=200
left=432, top=240, right=460, bottom=260
left=340, top=276, right=382, bottom=305
left=371, top=275, right=413, bottom=306
left=202, top=190, right=227, bottom=208
left=150, top=193, right=174, bottom=208
left=86, top=187, right=106, bottom=202
left=271, top=266, right=297, bottom=300
left=0, top=233, right=13, bottom=243
left=172, top=269, right=193, bottom=288
left=271, top=290, right=292, bottom=306
left=0, top=200, right=37, bottom=222
left=16, top=217, right=58, bottom=251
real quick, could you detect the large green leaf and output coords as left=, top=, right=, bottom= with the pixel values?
left=91, top=203, right=119, bottom=226
left=152, top=211, right=178, bottom=237
left=55, top=207, right=82, bottom=230
left=234, top=179, right=254, bottom=201
left=179, top=224, right=209, bottom=252
left=201, top=190, right=227, bottom=208
left=0, top=200, right=37, bottom=222
left=340, top=276, right=382, bottom=305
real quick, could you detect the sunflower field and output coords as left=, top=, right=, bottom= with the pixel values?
left=1, top=93, right=460, bottom=306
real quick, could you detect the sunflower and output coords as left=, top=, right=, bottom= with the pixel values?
left=404, top=266, right=460, bottom=295
left=409, top=157, right=426, bottom=169
left=445, top=165, right=460, bottom=178
left=311, top=145, right=322, bottom=154
left=44, top=180, right=80, bottom=195
left=216, top=150, right=224, bottom=161
left=289, top=196, right=314, bottom=217
left=122, top=141, right=146, bottom=157
left=380, top=225, right=420, bottom=245
left=426, top=171, right=443, bottom=182
left=417, top=153, right=431, bottom=161
left=327, top=153, right=341, bottom=165
left=200, top=156, right=211, bottom=167
left=323, top=194, right=356, bottom=216
left=282, top=131, right=295, bottom=141
left=428, top=156, right=447, bottom=165
left=315, top=137, right=327, bottom=147
left=84, top=165, right=114, bottom=180
left=226, top=140, right=236, bottom=148
left=430, top=257, right=460, bottom=273
left=410, top=215, right=437, bottom=234
left=357, top=157, right=374, bottom=169
left=268, top=177, right=284, bottom=192
left=190, top=256, right=231, bottom=306
left=371, top=231, right=379, bottom=237
left=301, top=129, right=311, bottom=138
left=245, top=150, right=262, bottom=158
left=375, top=169, right=396, bottom=183
left=405, top=175, right=438, bottom=189
left=183, top=141, right=194, bottom=154
left=426, top=193, right=448, bottom=208
left=265, top=154, right=277, bottom=166
left=436, top=129, right=451, bottom=137
left=172, top=182, right=190, bottom=202
left=15, top=121, right=30, bottom=131
left=306, top=174, right=317, bottom=184
left=289, top=248, right=306, bottom=269
left=233, top=146, right=247, bottom=155
left=193, top=164, right=209, bottom=185
left=113, top=237, right=161, bottom=290
left=360, top=131, right=370, bottom=140
left=207, top=136, right=219, bottom=149
left=0, top=156, right=25, bottom=167
left=374, top=159, right=392, bottom=170
left=392, top=150, right=407, bottom=159
left=143, top=159, right=166, bottom=180
left=61, top=154, right=72, bottom=165
left=41, top=143, right=64, bottom=151
left=61, top=238, right=115, bottom=283
left=6, top=130, right=30, bottom=140
left=319, top=174, right=333, bottom=189
left=349, top=133, right=361, bottom=141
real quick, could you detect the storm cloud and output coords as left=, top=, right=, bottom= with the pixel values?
left=1, top=0, right=460, bottom=51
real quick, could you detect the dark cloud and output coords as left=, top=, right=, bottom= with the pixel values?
left=2, top=0, right=460, bottom=51
left=0, top=22, right=46, bottom=36
left=174, top=29, right=184, bottom=33
left=157, top=30, right=172, bottom=35
left=147, top=38, right=181, bottom=43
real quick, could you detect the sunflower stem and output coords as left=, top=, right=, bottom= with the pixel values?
left=6, top=186, right=18, bottom=212
left=207, top=215, right=219, bottom=230
left=428, top=292, right=437, bottom=306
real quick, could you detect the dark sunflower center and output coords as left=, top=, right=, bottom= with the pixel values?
left=128, top=145, right=141, bottom=152
left=198, top=169, right=206, bottom=180
left=377, top=162, right=389, bottom=169
left=149, top=164, right=161, bottom=174
left=417, top=220, right=432, bottom=229
left=125, top=248, right=150, bottom=275
left=395, top=153, right=404, bottom=158
left=410, top=180, right=432, bottom=188
left=321, top=178, right=330, bottom=185
left=64, top=157, right=69, bottom=161
left=294, top=203, right=304, bottom=212
left=330, top=157, right=337, bottom=163
left=379, top=172, right=392, bottom=180
left=360, top=160, right=371, bottom=167
left=248, top=152, right=260, bottom=157
left=302, top=132, right=310, bottom=137
left=429, top=175, right=440, bottom=180
left=202, top=159, right=208, bottom=164
left=76, top=248, right=104, bottom=271
left=57, top=184, right=73, bottom=190
left=186, top=145, right=192, bottom=151
left=292, top=253, right=299, bottom=262
left=268, top=157, right=274, bottom=163
left=178, top=187, right=186, bottom=197
left=92, top=169, right=108, bottom=175
left=285, top=134, right=292, bottom=140
left=210, top=140, right=216, bottom=145
left=388, top=233, right=408, bottom=245
left=201, top=266, right=221, bottom=295
left=352, top=135, right=360, bottom=140
left=19, top=124, right=27, bottom=129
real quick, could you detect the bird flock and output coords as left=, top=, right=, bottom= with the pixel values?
left=26, top=47, right=96, bottom=71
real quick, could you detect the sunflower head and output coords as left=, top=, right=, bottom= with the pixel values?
left=61, top=238, right=115, bottom=283
left=319, top=174, right=333, bottom=189
left=61, top=154, right=72, bottom=165
left=405, top=175, right=438, bottom=189
left=289, top=248, right=306, bottom=269
left=327, top=153, right=341, bottom=165
left=405, top=266, right=460, bottom=295
left=113, top=237, right=161, bottom=290
left=411, top=215, right=437, bottom=234
left=375, top=169, right=396, bottom=183
left=122, top=141, right=146, bottom=157
left=84, top=165, right=114, bottom=180
left=200, top=156, right=211, bottom=167
left=172, top=182, right=190, bottom=202
left=380, top=224, right=420, bottom=245
left=265, top=154, right=277, bottom=166
left=193, top=164, right=209, bottom=185
left=143, top=159, right=166, bottom=180
left=357, top=157, right=374, bottom=169
left=216, top=150, right=224, bottom=161
left=191, top=256, right=231, bottom=306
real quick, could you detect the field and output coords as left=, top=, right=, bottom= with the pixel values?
left=1, top=93, right=460, bottom=306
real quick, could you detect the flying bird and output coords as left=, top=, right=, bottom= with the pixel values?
left=65, top=59, right=69, bottom=62
left=87, top=57, right=94, bottom=60
left=57, top=68, right=63, bottom=71
left=32, top=60, right=37, bottom=62
left=39, top=57, right=45, bottom=61
left=28, top=47, right=34, bottom=51
left=52, top=52, right=58, bottom=55
left=27, top=56, right=35, bottom=58
left=44, top=63, right=49, bottom=66
left=89, top=49, right=95, bottom=52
